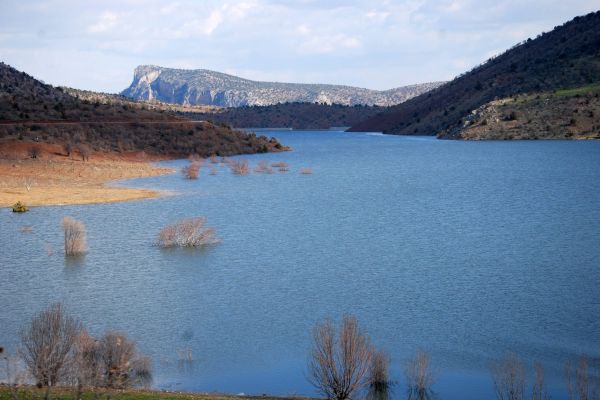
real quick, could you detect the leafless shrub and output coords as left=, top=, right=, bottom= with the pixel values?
left=98, top=331, right=153, bottom=389
left=533, top=362, right=549, bottom=400
left=490, top=353, right=525, bottom=400
left=62, top=216, right=87, bottom=256
left=405, top=350, right=435, bottom=400
left=20, top=303, right=82, bottom=398
left=72, top=330, right=102, bottom=399
left=28, top=145, right=41, bottom=159
left=177, top=348, right=193, bottom=362
left=182, top=161, right=201, bottom=179
left=210, top=154, right=219, bottom=164
left=300, top=167, right=313, bottom=175
left=158, top=217, right=219, bottom=248
left=18, top=225, right=33, bottom=233
left=271, top=161, right=289, bottom=172
left=23, top=176, right=36, bottom=191
left=566, top=355, right=600, bottom=400
left=308, top=315, right=374, bottom=400
left=368, top=349, right=392, bottom=400
left=63, top=142, right=72, bottom=157
left=76, top=143, right=90, bottom=161
left=229, top=159, right=250, bottom=175
left=254, top=160, right=273, bottom=173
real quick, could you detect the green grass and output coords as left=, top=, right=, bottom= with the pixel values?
left=0, top=386, right=313, bottom=400
left=555, top=82, right=600, bottom=97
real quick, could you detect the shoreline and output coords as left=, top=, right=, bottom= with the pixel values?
left=0, top=142, right=175, bottom=207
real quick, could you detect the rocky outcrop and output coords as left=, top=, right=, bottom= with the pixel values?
left=121, top=65, right=444, bottom=107
left=438, top=87, right=600, bottom=140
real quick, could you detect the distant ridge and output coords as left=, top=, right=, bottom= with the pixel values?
left=348, top=11, right=600, bottom=135
left=121, top=65, right=444, bottom=107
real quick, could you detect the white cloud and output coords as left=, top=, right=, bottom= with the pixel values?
left=88, top=12, right=119, bottom=34
left=1, top=0, right=598, bottom=92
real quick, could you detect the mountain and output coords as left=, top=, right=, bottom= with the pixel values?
left=180, top=103, right=386, bottom=129
left=348, top=11, right=600, bottom=135
left=0, top=62, right=285, bottom=157
left=121, top=65, right=444, bottom=107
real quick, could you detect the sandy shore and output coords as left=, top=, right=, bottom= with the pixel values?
left=0, top=142, right=174, bottom=207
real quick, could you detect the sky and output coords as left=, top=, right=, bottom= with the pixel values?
left=0, top=0, right=598, bottom=93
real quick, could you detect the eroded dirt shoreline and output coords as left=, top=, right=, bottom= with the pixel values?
left=0, top=141, right=174, bottom=207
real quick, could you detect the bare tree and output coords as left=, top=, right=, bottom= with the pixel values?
left=566, top=355, right=599, bottom=400
left=368, top=349, right=392, bottom=400
left=63, top=142, right=72, bottom=157
left=272, top=161, right=289, bottom=172
left=72, top=330, right=102, bottom=400
left=98, top=331, right=152, bottom=389
left=182, top=161, right=201, bottom=179
left=405, top=351, right=435, bottom=400
left=77, top=143, right=90, bottom=161
left=19, top=303, right=82, bottom=399
left=62, top=216, right=88, bottom=256
left=23, top=176, right=36, bottom=192
left=254, top=160, right=273, bottom=174
left=532, top=362, right=549, bottom=400
left=28, top=145, right=41, bottom=159
left=158, top=217, right=219, bottom=248
left=490, top=353, right=526, bottom=400
left=229, top=159, right=250, bottom=175
left=308, top=315, right=374, bottom=400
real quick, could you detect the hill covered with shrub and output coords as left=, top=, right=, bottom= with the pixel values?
left=439, top=83, right=600, bottom=140
left=182, top=102, right=386, bottom=129
left=0, top=62, right=286, bottom=157
left=349, top=11, right=600, bottom=136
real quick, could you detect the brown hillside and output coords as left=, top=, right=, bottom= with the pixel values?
left=0, top=62, right=287, bottom=158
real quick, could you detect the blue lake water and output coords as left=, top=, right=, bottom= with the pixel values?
left=1, top=131, right=600, bottom=399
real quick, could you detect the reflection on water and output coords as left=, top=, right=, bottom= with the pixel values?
left=1, top=131, right=600, bottom=400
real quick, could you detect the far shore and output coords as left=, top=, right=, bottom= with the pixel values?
left=0, top=141, right=174, bottom=207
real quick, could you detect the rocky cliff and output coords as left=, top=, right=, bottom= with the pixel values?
left=121, top=65, right=444, bottom=107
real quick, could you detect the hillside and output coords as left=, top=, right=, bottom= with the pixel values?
left=348, top=11, right=600, bottom=135
left=181, top=102, right=386, bottom=129
left=439, top=84, right=600, bottom=140
left=122, top=65, right=444, bottom=107
left=0, top=62, right=286, bottom=158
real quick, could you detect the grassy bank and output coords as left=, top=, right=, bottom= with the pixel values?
left=0, top=386, right=313, bottom=400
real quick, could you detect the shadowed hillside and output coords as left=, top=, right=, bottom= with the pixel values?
left=349, top=11, right=600, bottom=135
left=181, top=102, right=386, bottom=129
left=0, top=62, right=286, bottom=157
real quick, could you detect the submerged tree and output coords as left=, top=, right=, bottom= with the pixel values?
left=158, top=217, right=219, bottom=248
left=308, top=315, right=374, bottom=400
left=405, top=350, right=435, bottom=400
left=62, top=216, right=87, bottom=256
left=490, top=353, right=525, bottom=400
left=368, top=349, right=392, bottom=400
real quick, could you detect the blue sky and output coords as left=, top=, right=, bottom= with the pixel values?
left=0, top=0, right=598, bottom=93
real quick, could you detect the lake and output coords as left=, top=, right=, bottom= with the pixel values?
left=1, top=131, right=600, bottom=399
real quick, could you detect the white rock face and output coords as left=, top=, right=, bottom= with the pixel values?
left=122, top=65, right=445, bottom=107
